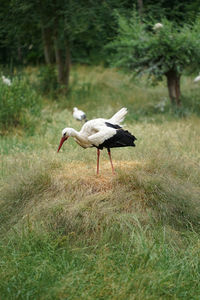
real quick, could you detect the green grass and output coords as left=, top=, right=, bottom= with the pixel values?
left=0, top=65, right=200, bottom=299
left=0, top=225, right=199, bottom=300
left=0, top=75, right=42, bottom=133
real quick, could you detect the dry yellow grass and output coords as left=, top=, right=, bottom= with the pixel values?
left=5, top=157, right=148, bottom=241
left=54, top=160, right=141, bottom=185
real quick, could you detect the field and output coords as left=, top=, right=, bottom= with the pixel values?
left=0, top=65, right=200, bottom=299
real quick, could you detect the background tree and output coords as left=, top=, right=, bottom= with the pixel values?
left=1, top=0, right=134, bottom=91
left=109, top=13, right=200, bottom=105
left=1, top=0, right=200, bottom=96
left=0, top=1, right=42, bottom=66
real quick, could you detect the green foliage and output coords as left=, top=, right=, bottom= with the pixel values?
left=144, top=0, right=200, bottom=24
left=109, top=12, right=200, bottom=81
left=0, top=0, right=133, bottom=66
left=0, top=76, right=42, bottom=132
left=1, top=0, right=200, bottom=67
left=37, top=65, right=58, bottom=96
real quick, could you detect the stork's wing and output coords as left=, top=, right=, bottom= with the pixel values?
left=79, top=109, right=85, bottom=115
left=108, top=107, right=127, bottom=124
left=81, top=113, right=86, bottom=120
left=73, top=110, right=86, bottom=121
left=88, top=126, right=116, bottom=147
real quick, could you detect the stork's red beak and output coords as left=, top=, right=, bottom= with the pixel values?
left=57, top=136, right=68, bottom=152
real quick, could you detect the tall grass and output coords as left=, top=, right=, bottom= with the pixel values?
left=0, top=223, right=199, bottom=300
left=0, top=65, right=200, bottom=299
left=0, top=75, right=42, bottom=133
left=37, top=65, right=58, bottom=96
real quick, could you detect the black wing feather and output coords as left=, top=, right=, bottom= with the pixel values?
left=98, top=128, right=137, bottom=150
left=105, top=122, right=122, bottom=129
left=81, top=114, right=87, bottom=120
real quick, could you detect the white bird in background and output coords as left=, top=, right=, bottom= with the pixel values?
left=194, top=73, right=200, bottom=83
left=57, top=108, right=137, bottom=175
left=153, top=23, right=163, bottom=30
left=2, top=75, right=11, bottom=86
left=73, top=107, right=87, bottom=122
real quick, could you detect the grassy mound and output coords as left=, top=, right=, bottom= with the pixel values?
left=0, top=65, right=200, bottom=299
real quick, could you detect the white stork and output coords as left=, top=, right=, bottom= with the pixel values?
left=57, top=108, right=137, bottom=174
left=73, top=107, right=87, bottom=122
left=153, top=23, right=163, bottom=30
left=194, top=73, right=200, bottom=83
left=2, top=75, right=11, bottom=86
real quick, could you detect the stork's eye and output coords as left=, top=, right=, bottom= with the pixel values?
left=63, top=132, right=66, bottom=136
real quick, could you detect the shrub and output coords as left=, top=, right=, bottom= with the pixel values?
left=0, top=76, right=42, bottom=132
left=37, top=65, right=58, bottom=96
left=109, top=12, right=200, bottom=106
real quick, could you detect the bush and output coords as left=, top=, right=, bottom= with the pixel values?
left=37, top=65, right=58, bottom=96
left=0, top=76, right=42, bottom=132
left=108, top=12, right=200, bottom=105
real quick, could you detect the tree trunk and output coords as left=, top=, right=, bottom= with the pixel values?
left=54, top=38, right=71, bottom=91
left=137, top=0, right=143, bottom=18
left=17, top=46, right=22, bottom=62
left=42, top=26, right=54, bottom=64
left=165, top=70, right=181, bottom=106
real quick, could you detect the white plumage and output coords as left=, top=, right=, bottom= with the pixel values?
left=153, top=23, right=163, bottom=30
left=57, top=108, right=136, bottom=174
left=2, top=75, right=11, bottom=86
left=73, top=107, right=87, bottom=121
left=194, top=73, right=200, bottom=83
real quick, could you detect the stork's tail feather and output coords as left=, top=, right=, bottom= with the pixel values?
left=109, top=107, right=128, bottom=124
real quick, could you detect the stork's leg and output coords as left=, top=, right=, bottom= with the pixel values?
left=107, top=148, right=115, bottom=174
left=97, top=149, right=100, bottom=175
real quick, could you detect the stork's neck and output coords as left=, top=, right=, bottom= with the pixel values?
left=62, top=127, right=89, bottom=148
left=68, top=128, right=86, bottom=143
left=68, top=128, right=79, bottom=137
left=69, top=128, right=91, bottom=148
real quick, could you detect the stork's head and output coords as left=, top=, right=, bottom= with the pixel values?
left=57, top=128, right=73, bottom=152
left=73, top=107, right=78, bottom=112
